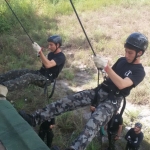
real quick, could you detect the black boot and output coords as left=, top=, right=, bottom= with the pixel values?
left=19, top=110, right=37, bottom=127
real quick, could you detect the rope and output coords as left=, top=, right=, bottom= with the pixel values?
left=4, top=0, right=34, bottom=43
left=70, top=0, right=96, bottom=56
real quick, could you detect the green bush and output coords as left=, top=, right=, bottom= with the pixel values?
left=0, top=17, right=11, bottom=33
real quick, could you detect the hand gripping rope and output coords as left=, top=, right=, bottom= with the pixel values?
left=4, top=0, right=34, bottom=43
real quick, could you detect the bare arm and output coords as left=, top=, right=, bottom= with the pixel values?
left=106, top=65, right=133, bottom=90
left=39, top=51, right=56, bottom=68
left=117, top=125, right=123, bottom=137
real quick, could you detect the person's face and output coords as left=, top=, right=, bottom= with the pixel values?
left=48, top=42, right=59, bottom=52
left=125, top=48, right=137, bottom=63
left=125, top=48, right=143, bottom=63
left=134, top=126, right=141, bottom=133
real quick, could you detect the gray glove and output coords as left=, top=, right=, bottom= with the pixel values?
left=93, top=56, right=108, bottom=69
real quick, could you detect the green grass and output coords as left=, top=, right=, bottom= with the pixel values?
left=59, top=68, right=75, bottom=80
left=125, top=109, right=140, bottom=122
left=53, top=111, right=86, bottom=149
left=1, top=0, right=150, bottom=35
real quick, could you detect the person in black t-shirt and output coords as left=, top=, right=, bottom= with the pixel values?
left=39, top=118, right=55, bottom=148
left=106, top=111, right=123, bottom=150
left=125, top=122, right=143, bottom=150
left=19, top=33, right=148, bottom=150
left=0, top=35, right=65, bottom=95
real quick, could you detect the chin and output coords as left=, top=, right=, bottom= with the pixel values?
left=126, top=59, right=132, bottom=63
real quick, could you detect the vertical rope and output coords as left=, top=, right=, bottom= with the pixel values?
left=4, top=0, right=34, bottom=43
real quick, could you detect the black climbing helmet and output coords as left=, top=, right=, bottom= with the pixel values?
left=124, top=32, right=148, bottom=54
left=135, top=122, right=142, bottom=129
left=47, top=35, right=62, bottom=47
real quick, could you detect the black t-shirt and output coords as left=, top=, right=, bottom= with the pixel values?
left=107, top=113, right=123, bottom=133
left=125, top=128, right=144, bottom=148
left=105, top=57, right=145, bottom=96
left=39, top=52, right=66, bottom=80
left=40, top=118, right=55, bottom=131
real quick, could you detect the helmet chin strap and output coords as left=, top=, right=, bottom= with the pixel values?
left=131, top=51, right=143, bottom=64
left=53, top=44, right=60, bottom=53
left=131, top=52, right=138, bottom=64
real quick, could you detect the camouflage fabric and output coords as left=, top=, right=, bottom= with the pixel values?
left=0, top=69, right=47, bottom=91
left=32, top=87, right=123, bottom=150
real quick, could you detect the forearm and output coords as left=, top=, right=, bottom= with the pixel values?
left=106, top=66, right=132, bottom=89
left=106, top=66, right=124, bottom=89
left=39, top=51, right=49, bottom=66
left=117, top=125, right=122, bottom=137
left=39, top=51, right=55, bottom=68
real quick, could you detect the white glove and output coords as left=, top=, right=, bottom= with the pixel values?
left=32, top=42, right=41, bottom=53
left=0, top=85, right=8, bottom=97
left=93, top=56, right=108, bottom=69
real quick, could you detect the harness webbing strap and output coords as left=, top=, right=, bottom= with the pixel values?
left=109, top=93, right=126, bottom=127
left=44, top=79, right=56, bottom=103
left=120, top=93, right=126, bottom=116
left=48, top=79, right=56, bottom=99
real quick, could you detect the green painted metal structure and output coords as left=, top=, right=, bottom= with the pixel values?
left=0, top=98, right=50, bottom=150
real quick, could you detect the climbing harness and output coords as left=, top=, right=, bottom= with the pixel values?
left=4, top=0, right=33, bottom=43
left=109, top=92, right=126, bottom=128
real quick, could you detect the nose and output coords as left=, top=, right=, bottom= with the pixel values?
left=125, top=51, right=129, bottom=58
left=48, top=45, right=51, bottom=49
